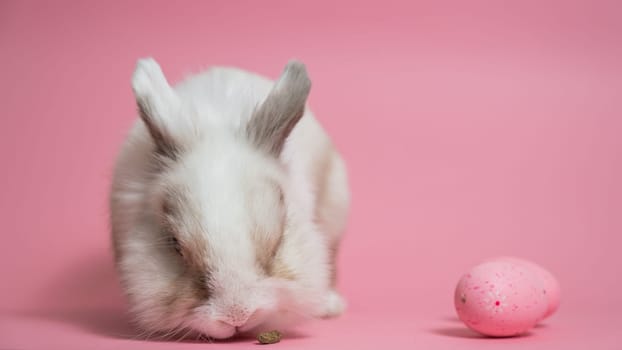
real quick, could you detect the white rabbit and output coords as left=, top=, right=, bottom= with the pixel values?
left=109, top=58, right=350, bottom=339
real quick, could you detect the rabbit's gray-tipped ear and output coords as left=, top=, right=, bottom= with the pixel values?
left=132, top=58, right=182, bottom=159
left=247, top=61, right=311, bottom=156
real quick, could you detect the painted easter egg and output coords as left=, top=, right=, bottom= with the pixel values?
left=454, top=260, right=547, bottom=337
left=485, top=256, right=560, bottom=320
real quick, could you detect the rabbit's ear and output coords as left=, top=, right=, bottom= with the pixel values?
left=132, top=58, right=184, bottom=159
left=247, top=61, right=311, bottom=156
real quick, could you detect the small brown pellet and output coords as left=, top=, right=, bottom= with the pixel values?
left=257, top=330, right=281, bottom=344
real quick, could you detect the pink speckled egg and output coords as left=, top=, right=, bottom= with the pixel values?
left=486, top=257, right=560, bottom=320
left=454, top=260, right=547, bottom=337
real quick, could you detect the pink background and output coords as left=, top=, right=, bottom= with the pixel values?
left=1, top=0, right=621, bottom=349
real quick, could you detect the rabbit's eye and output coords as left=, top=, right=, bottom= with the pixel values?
left=170, top=236, right=183, bottom=256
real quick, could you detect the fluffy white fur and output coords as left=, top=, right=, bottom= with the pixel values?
left=109, top=58, right=350, bottom=339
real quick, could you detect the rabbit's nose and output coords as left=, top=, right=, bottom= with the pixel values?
left=221, top=305, right=253, bottom=327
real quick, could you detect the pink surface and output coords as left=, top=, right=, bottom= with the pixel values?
left=1, top=0, right=621, bottom=349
